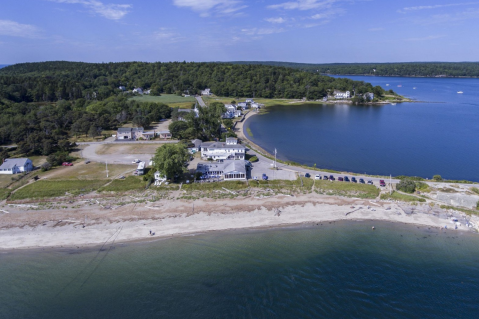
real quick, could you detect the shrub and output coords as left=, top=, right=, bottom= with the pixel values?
left=396, top=179, right=416, bottom=193
left=471, top=187, right=479, bottom=195
left=477, top=201, right=479, bottom=210
left=41, top=162, right=52, bottom=172
left=433, top=175, right=443, bottom=181
left=249, top=156, right=258, bottom=163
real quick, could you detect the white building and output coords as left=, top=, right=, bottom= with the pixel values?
left=225, top=137, right=238, bottom=145
left=154, top=171, right=167, bottom=186
left=238, top=102, right=248, bottom=109
left=251, top=103, right=261, bottom=109
left=133, top=87, right=143, bottom=94
left=246, top=99, right=254, bottom=103
left=334, top=90, right=350, bottom=99
left=200, top=141, right=245, bottom=161
left=196, top=160, right=247, bottom=181
left=145, top=89, right=151, bottom=95
left=201, top=88, right=212, bottom=96
left=0, top=158, right=33, bottom=175
left=118, top=86, right=126, bottom=91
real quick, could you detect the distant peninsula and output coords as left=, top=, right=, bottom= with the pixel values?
left=228, top=61, right=479, bottom=78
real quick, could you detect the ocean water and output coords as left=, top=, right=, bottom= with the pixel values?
left=244, top=76, right=479, bottom=181
left=1, top=221, right=479, bottom=318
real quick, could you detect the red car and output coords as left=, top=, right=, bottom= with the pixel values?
left=62, top=162, right=73, bottom=166
left=379, top=180, right=386, bottom=187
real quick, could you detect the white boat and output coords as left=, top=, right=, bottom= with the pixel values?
left=457, top=91, right=464, bottom=94
left=390, top=103, right=397, bottom=105
left=413, top=87, right=417, bottom=89
left=386, top=84, right=390, bottom=86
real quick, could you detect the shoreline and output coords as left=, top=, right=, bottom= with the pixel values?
left=0, top=193, right=477, bottom=251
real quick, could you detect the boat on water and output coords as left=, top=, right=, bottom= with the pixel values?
left=386, top=84, right=389, bottom=86
left=457, top=91, right=464, bottom=94
left=397, top=85, right=402, bottom=87
left=413, top=87, right=417, bottom=89
left=390, top=103, right=397, bottom=105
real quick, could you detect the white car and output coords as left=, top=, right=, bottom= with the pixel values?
left=132, top=159, right=140, bottom=164
left=315, top=174, right=321, bottom=180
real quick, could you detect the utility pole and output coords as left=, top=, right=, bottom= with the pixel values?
left=274, top=148, right=277, bottom=170
left=390, top=174, right=392, bottom=195
left=106, top=161, right=109, bottom=178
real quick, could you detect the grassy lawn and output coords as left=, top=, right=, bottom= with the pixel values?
left=98, top=176, right=147, bottom=192
left=314, top=180, right=379, bottom=199
left=0, top=175, right=13, bottom=188
left=10, top=180, right=107, bottom=200
left=0, top=189, right=10, bottom=200
left=380, top=191, right=426, bottom=202
left=182, top=180, right=249, bottom=191
left=44, top=163, right=133, bottom=180
left=130, top=94, right=196, bottom=108
left=96, top=144, right=159, bottom=155
left=252, top=177, right=314, bottom=192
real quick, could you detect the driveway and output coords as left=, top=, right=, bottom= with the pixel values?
left=196, top=96, right=206, bottom=107
left=81, top=144, right=155, bottom=164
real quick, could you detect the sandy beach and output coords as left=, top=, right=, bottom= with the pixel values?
left=0, top=193, right=476, bottom=250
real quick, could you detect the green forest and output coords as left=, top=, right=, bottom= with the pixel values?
left=0, top=61, right=387, bottom=162
left=230, top=61, right=479, bottom=77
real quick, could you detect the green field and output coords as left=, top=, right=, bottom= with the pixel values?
left=10, top=180, right=107, bottom=200
left=380, top=191, right=426, bottom=202
left=99, top=176, right=147, bottom=192
left=129, top=94, right=196, bottom=108
left=314, top=180, right=380, bottom=199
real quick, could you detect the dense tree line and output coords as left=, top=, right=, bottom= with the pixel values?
left=0, top=95, right=171, bottom=155
left=0, top=61, right=386, bottom=102
left=230, top=61, right=479, bottom=77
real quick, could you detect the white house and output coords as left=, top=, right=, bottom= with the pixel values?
left=0, top=158, right=33, bottom=175
left=200, top=141, right=245, bottom=161
left=251, top=103, right=261, bottom=109
left=145, top=89, right=151, bottom=95
left=201, top=88, right=212, bottom=96
left=133, top=87, right=143, bottom=94
left=116, top=127, right=144, bottom=140
left=246, top=99, right=254, bottom=103
left=225, top=137, right=238, bottom=145
left=238, top=102, right=248, bottom=109
left=154, top=171, right=167, bottom=186
left=334, top=90, right=350, bottom=99
left=364, top=92, right=374, bottom=101
left=196, top=160, right=247, bottom=181
left=235, top=110, right=242, bottom=118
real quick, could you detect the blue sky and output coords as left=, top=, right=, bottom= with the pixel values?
left=1, top=0, right=479, bottom=64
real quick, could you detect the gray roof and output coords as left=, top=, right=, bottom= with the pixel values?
left=178, top=109, right=194, bottom=113
left=223, top=160, right=246, bottom=174
left=0, top=158, right=30, bottom=170
left=192, top=139, right=202, bottom=148
left=201, top=142, right=245, bottom=150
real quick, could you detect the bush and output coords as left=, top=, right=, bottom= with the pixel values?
left=433, top=175, right=443, bottom=181
left=471, top=187, right=479, bottom=195
left=41, top=162, right=52, bottom=172
left=396, top=179, right=416, bottom=193
left=477, top=201, right=479, bottom=210
left=47, top=151, right=75, bottom=167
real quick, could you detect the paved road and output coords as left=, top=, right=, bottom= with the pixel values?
left=249, top=150, right=400, bottom=187
left=81, top=144, right=155, bottom=165
left=196, top=96, right=206, bottom=107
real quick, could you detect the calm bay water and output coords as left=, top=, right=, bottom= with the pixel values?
left=1, top=222, right=479, bottom=318
left=245, top=76, right=479, bottom=181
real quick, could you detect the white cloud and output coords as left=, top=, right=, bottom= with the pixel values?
left=265, top=17, right=287, bottom=23
left=241, top=27, right=285, bottom=35
left=153, top=28, right=185, bottom=43
left=368, top=27, right=384, bottom=31
left=268, top=0, right=339, bottom=11
left=416, top=8, right=479, bottom=25
left=173, top=0, right=247, bottom=17
left=0, top=20, right=41, bottom=38
left=404, top=35, right=446, bottom=41
left=48, top=0, right=132, bottom=20
left=398, top=2, right=479, bottom=14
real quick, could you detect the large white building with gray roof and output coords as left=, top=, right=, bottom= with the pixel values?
left=196, top=160, right=247, bottom=181
left=0, top=158, right=33, bottom=175
left=200, top=140, right=245, bottom=160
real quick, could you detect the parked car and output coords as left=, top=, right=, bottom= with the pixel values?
left=132, top=159, right=140, bottom=164
left=351, top=177, right=357, bottom=183
left=323, top=175, right=329, bottom=180
left=262, top=173, right=268, bottom=181
left=315, top=174, right=321, bottom=180
left=344, top=176, right=350, bottom=182
left=367, top=180, right=373, bottom=185
left=62, top=162, right=73, bottom=166
left=359, top=178, right=365, bottom=184
left=85, top=160, right=91, bottom=164
left=380, top=180, right=386, bottom=187
left=329, top=175, right=335, bottom=181
left=305, top=173, right=311, bottom=178
left=338, top=177, right=344, bottom=181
